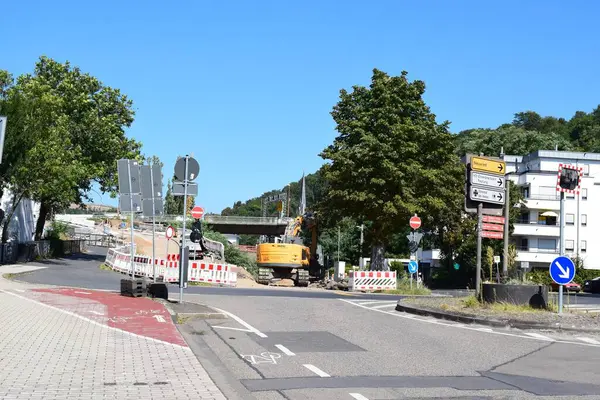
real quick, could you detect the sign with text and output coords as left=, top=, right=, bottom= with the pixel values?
left=471, top=156, right=506, bottom=175
left=482, top=223, right=504, bottom=232
left=482, top=215, right=506, bottom=224
left=470, top=171, right=505, bottom=189
left=482, top=230, right=504, bottom=240
left=470, top=186, right=505, bottom=205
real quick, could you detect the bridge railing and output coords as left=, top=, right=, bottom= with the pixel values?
left=204, top=215, right=293, bottom=225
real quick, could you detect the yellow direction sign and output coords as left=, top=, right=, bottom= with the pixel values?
left=471, top=156, right=505, bottom=175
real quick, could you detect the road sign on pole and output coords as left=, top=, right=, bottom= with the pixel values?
left=471, top=156, right=506, bottom=174
left=470, top=186, right=505, bottom=204
left=550, top=256, right=575, bottom=285
left=470, top=171, right=505, bottom=189
left=191, top=206, right=205, bottom=219
left=166, top=226, right=175, bottom=239
left=409, top=215, right=421, bottom=230
left=482, top=230, right=504, bottom=240
left=408, top=260, right=418, bottom=274
left=482, top=215, right=505, bottom=224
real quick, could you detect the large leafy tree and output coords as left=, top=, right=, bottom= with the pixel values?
left=1, top=57, right=141, bottom=240
left=320, top=69, right=463, bottom=270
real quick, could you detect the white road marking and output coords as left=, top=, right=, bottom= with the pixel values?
left=350, top=394, right=370, bottom=400
left=88, top=311, right=103, bottom=316
left=275, top=344, right=295, bottom=356
left=153, top=315, right=166, bottom=323
left=524, top=332, right=554, bottom=341
left=340, top=299, right=600, bottom=348
left=577, top=337, right=600, bottom=345
left=353, top=300, right=398, bottom=305
left=74, top=291, right=92, bottom=295
left=476, top=327, right=494, bottom=332
left=303, top=364, right=330, bottom=377
left=212, top=326, right=252, bottom=333
left=0, top=289, right=187, bottom=349
left=370, top=303, right=398, bottom=309
left=210, top=306, right=268, bottom=338
left=14, top=289, right=25, bottom=293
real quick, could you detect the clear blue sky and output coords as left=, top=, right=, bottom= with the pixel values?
left=3, top=1, right=600, bottom=213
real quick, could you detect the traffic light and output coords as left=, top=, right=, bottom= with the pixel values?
left=189, top=219, right=202, bottom=243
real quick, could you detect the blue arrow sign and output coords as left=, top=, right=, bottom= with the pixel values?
left=549, top=256, right=576, bottom=285
left=408, top=260, right=418, bottom=274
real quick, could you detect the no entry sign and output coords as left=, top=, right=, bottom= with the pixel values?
left=191, top=206, right=205, bottom=219
left=409, top=215, right=421, bottom=230
left=165, top=225, right=175, bottom=239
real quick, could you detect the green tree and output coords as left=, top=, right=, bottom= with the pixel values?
left=319, top=69, right=463, bottom=270
left=163, top=176, right=194, bottom=215
left=1, top=57, right=141, bottom=240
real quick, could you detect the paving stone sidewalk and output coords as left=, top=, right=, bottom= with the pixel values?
left=0, top=264, right=226, bottom=400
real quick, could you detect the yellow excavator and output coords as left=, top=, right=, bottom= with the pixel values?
left=256, top=212, right=322, bottom=286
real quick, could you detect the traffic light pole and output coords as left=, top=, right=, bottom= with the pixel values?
left=558, top=191, right=565, bottom=314
left=179, top=156, right=189, bottom=304
left=476, top=203, right=483, bottom=299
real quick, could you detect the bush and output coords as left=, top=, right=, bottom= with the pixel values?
left=45, top=221, right=70, bottom=240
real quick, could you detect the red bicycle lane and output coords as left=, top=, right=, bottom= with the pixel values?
left=29, top=287, right=187, bottom=346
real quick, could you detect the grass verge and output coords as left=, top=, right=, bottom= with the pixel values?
left=187, top=281, right=212, bottom=287
left=375, top=279, right=431, bottom=295
left=98, top=263, right=113, bottom=271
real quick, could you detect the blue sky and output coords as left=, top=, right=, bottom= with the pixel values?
left=3, top=1, right=600, bottom=213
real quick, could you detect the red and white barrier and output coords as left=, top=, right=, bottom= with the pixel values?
left=348, top=270, right=397, bottom=291
left=105, top=247, right=238, bottom=286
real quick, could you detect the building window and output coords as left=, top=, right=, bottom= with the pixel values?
left=581, top=240, right=587, bottom=252
left=565, top=240, right=575, bottom=251
left=581, top=214, right=587, bottom=226
left=582, top=188, right=588, bottom=200
left=583, top=164, right=590, bottom=176
left=565, top=213, right=575, bottom=225
left=519, top=238, right=529, bottom=251
left=539, top=238, right=557, bottom=251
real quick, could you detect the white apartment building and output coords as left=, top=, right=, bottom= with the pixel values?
left=504, top=150, right=600, bottom=270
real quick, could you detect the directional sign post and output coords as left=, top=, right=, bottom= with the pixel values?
left=471, top=156, right=506, bottom=175
left=408, top=260, right=418, bottom=289
left=470, top=171, right=505, bottom=189
left=550, top=256, right=576, bottom=314
left=470, top=187, right=505, bottom=204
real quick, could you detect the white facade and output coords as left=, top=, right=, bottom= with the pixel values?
left=504, top=150, right=600, bottom=270
left=0, top=190, right=41, bottom=243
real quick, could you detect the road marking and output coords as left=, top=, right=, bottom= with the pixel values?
left=275, top=344, right=295, bottom=356
left=350, top=394, right=369, bottom=400
left=370, top=303, right=398, bottom=309
left=74, top=291, right=92, bottom=295
left=476, top=327, right=494, bottom=332
left=0, top=289, right=188, bottom=349
left=339, top=299, right=600, bottom=348
left=212, top=326, right=252, bottom=333
left=577, top=337, right=600, bottom=345
left=153, top=315, right=166, bottom=323
left=14, top=289, right=25, bottom=293
left=88, top=311, right=103, bottom=316
left=353, top=300, right=398, bottom=305
left=524, top=332, right=554, bottom=341
left=209, top=306, right=268, bottom=338
left=335, top=291, right=356, bottom=297
left=242, top=352, right=281, bottom=365
left=303, top=364, right=330, bottom=377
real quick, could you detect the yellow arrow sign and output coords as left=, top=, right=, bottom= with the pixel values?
left=471, top=156, right=505, bottom=175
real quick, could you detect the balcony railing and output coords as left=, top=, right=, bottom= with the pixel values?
left=524, top=193, right=561, bottom=201
left=515, top=220, right=558, bottom=226
left=516, top=246, right=559, bottom=253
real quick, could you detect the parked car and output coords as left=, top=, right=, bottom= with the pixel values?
left=583, top=277, right=600, bottom=293
left=550, top=281, right=581, bottom=293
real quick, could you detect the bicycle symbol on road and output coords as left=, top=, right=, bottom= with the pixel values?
left=240, top=352, right=281, bottom=365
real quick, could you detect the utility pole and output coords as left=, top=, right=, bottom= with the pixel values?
left=287, top=184, right=291, bottom=217
left=558, top=191, right=565, bottom=314
left=337, top=226, right=341, bottom=262
left=476, top=203, right=483, bottom=298
left=358, top=224, right=364, bottom=268
left=502, top=177, right=510, bottom=279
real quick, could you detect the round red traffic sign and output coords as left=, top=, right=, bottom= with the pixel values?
left=191, top=206, right=205, bottom=219
left=165, top=225, right=175, bottom=239
left=409, top=215, right=421, bottom=230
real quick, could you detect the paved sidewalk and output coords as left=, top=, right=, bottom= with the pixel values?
left=0, top=265, right=226, bottom=400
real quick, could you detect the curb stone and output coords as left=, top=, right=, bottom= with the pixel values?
left=155, top=298, right=227, bottom=323
left=396, top=301, right=600, bottom=334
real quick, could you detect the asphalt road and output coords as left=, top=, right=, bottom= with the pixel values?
left=15, top=249, right=600, bottom=399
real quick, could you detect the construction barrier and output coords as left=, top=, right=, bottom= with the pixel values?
left=104, top=246, right=238, bottom=286
left=348, top=270, right=397, bottom=291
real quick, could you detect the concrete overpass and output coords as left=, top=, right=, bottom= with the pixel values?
left=204, top=215, right=292, bottom=236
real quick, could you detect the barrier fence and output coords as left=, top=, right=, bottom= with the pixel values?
left=104, top=246, right=238, bottom=287
left=348, top=270, right=397, bottom=291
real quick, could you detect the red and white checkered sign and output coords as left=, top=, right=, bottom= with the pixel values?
left=556, top=163, right=583, bottom=195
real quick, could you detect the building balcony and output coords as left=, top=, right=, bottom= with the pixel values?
left=516, top=247, right=559, bottom=263
left=512, top=221, right=559, bottom=237
left=521, top=193, right=560, bottom=211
